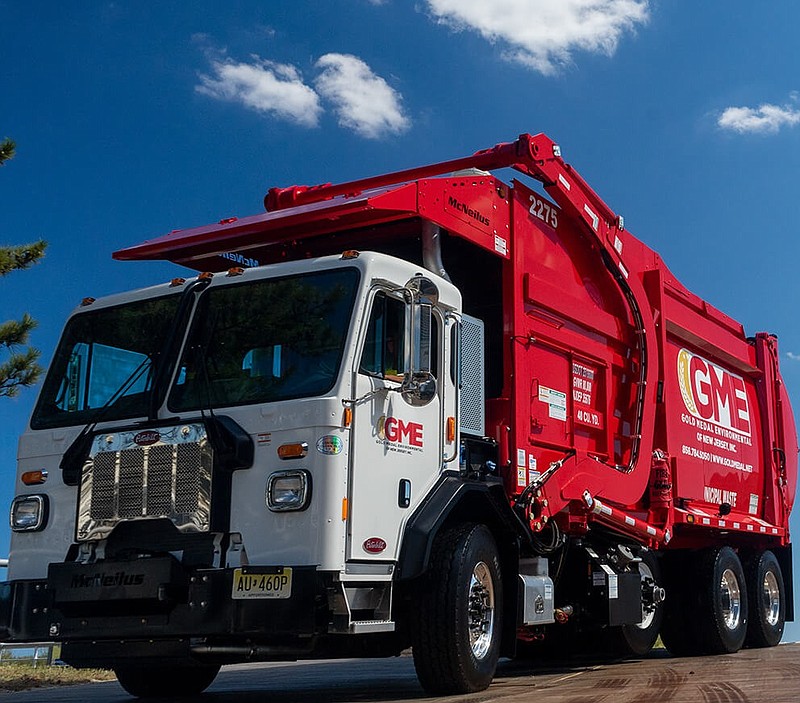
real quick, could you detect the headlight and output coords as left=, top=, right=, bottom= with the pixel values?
left=266, top=470, right=311, bottom=512
left=10, top=495, right=48, bottom=532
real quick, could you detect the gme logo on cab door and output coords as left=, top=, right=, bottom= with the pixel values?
left=377, top=415, right=424, bottom=448
left=677, top=348, right=751, bottom=436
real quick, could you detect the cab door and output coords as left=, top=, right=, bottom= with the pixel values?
left=346, top=288, right=444, bottom=561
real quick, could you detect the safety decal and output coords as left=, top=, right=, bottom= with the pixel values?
left=538, top=386, right=567, bottom=421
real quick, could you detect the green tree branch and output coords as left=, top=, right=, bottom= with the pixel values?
left=1, top=136, right=47, bottom=397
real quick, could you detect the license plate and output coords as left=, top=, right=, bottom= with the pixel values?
left=232, top=567, right=292, bottom=600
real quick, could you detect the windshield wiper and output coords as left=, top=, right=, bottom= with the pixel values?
left=59, top=355, right=154, bottom=484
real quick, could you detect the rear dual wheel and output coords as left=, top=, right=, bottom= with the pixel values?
left=744, top=550, right=785, bottom=648
left=662, top=546, right=747, bottom=656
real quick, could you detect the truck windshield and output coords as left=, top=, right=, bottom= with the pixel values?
left=168, top=267, right=359, bottom=410
left=30, top=295, right=181, bottom=429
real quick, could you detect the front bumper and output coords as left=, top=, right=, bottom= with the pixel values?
left=0, top=560, right=325, bottom=666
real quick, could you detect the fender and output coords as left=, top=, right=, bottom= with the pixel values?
left=396, top=473, right=527, bottom=657
left=773, top=544, right=794, bottom=621
left=396, top=473, right=523, bottom=581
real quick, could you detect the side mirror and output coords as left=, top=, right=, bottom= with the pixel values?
left=411, top=302, right=433, bottom=375
left=400, top=276, right=439, bottom=406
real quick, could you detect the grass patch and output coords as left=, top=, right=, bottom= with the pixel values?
left=0, top=663, right=117, bottom=692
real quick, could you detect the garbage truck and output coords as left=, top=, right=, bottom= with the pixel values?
left=1, top=132, right=796, bottom=698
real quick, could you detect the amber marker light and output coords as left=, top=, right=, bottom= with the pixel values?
left=341, top=497, right=348, bottom=520
left=446, top=416, right=456, bottom=443
left=21, top=470, right=48, bottom=486
left=341, top=250, right=360, bottom=259
left=343, top=407, right=353, bottom=427
left=686, top=514, right=695, bottom=524
left=277, top=442, right=308, bottom=460
left=80, top=297, right=95, bottom=306
left=169, top=277, right=186, bottom=287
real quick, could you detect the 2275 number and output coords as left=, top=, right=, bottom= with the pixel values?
left=529, top=195, right=558, bottom=229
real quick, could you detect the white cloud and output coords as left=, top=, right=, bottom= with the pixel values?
left=787, top=352, right=800, bottom=362
left=424, top=0, right=649, bottom=75
left=314, top=53, right=410, bottom=139
left=196, top=57, right=322, bottom=127
left=196, top=54, right=409, bottom=139
left=718, top=101, right=800, bottom=135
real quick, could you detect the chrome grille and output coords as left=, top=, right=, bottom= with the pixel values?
left=77, top=423, right=212, bottom=542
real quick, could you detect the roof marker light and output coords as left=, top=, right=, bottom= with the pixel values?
left=170, top=277, right=186, bottom=287
left=80, top=297, right=95, bottom=306
left=341, top=250, right=360, bottom=260
left=226, top=267, right=245, bottom=277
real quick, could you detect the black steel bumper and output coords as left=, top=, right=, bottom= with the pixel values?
left=0, top=560, right=326, bottom=667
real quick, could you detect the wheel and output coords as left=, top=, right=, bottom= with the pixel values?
left=744, top=550, right=785, bottom=648
left=411, top=523, right=503, bottom=694
left=657, top=552, right=699, bottom=656
left=114, top=663, right=220, bottom=698
left=697, top=546, right=748, bottom=654
left=606, top=549, right=665, bottom=657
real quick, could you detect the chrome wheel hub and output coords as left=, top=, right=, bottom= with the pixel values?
left=720, top=567, right=742, bottom=630
left=762, top=570, right=781, bottom=627
left=467, top=561, right=495, bottom=659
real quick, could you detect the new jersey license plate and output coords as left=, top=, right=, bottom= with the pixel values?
left=232, top=567, right=293, bottom=599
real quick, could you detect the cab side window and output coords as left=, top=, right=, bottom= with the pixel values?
left=359, top=290, right=439, bottom=381
left=360, top=292, right=405, bottom=381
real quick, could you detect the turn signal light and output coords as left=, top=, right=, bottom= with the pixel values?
left=21, top=470, right=48, bottom=486
left=277, top=442, right=308, bottom=459
left=446, top=416, right=456, bottom=443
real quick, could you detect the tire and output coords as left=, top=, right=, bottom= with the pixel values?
left=114, top=663, right=220, bottom=698
left=697, top=546, right=748, bottom=654
left=659, top=552, right=702, bottom=656
left=411, top=523, right=503, bottom=695
left=744, top=550, right=785, bottom=648
left=607, top=549, right=665, bottom=657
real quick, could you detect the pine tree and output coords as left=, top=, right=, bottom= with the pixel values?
left=0, top=137, right=48, bottom=398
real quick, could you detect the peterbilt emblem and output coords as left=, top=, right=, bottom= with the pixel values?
left=134, top=430, right=161, bottom=446
left=363, top=538, right=387, bottom=554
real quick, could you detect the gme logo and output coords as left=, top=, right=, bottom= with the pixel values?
left=677, top=348, right=751, bottom=436
left=377, top=416, right=424, bottom=447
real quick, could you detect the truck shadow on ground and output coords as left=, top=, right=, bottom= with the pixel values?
left=114, top=652, right=643, bottom=703
left=104, top=646, right=800, bottom=703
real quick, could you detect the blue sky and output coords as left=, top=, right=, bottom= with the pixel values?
left=2, top=1, right=800, bottom=639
